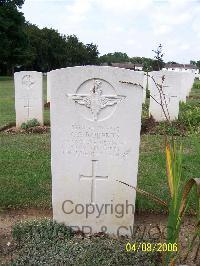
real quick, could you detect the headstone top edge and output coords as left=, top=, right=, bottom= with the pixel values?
left=151, top=70, right=190, bottom=78
left=48, top=65, right=144, bottom=75
left=14, top=71, right=42, bottom=76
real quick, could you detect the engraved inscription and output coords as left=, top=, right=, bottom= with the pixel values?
left=65, top=124, right=130, bottom=159
left=154, top=92, right=177, bottom=105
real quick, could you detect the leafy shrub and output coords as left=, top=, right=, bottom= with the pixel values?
left=157, top=122, right=181, bottom=136
left=21, top=119, right=40, bottom=129
left=179, top=102, right=200, bottom=128
left=12, top=219, right=74, bottom=245
left=193, top=82, right=200, bottom=90
left=11, top=219, right=161, bottom=265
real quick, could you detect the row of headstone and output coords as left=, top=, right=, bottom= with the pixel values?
left=14, top=68, right=195, bottom=126
left=13, top=66, right=195, bottom=235
left=48, top=67, right=194, bottom=235
left=14, top=67, right=145, bottom=235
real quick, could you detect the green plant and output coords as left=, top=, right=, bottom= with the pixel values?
left=118, top=139, right=200, bottom=265
left=118, top=73, right=200, bottom=265
left=142, top=102, right=149, bottom=120
left=11, top=219, right=160, bottom=265
left=179, top=102, right=200, bottom=129
left=164, top=141, right=200, bottom=265
left=13, top=219, right=74, bottom=246
left=21, top=118, right=40, bottom=129
left=157, top=122, right=179, bottom=136
left=193, top=82, right=200, bottom=90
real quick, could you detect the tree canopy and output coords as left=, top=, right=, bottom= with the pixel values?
left=0, top=0, right=27, bottom=74
left=22, top=27, right=99, bottom=72
left=0, top=0, right=25, bottom=8
left=99, top=53, right=159, bottom=71
left=0, top=1, right=99, bottom=74
left=99, top=52, right=129, bottom=64
left=152, top=44, right=165, bottom=70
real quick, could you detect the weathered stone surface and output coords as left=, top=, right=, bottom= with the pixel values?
left=50, top=66, right=144, bottom=235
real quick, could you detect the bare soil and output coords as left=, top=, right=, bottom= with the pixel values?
left=3, top=126, right=50, bottom=134
left=0, top=209, right=52, bottom=265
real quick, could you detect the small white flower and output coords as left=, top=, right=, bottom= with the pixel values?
left=7, top=242, right=11, bottom=247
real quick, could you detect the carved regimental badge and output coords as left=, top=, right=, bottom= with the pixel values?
left=68, top=79, right=126, bottom=121
left=22, top=75, right=35, bottom=90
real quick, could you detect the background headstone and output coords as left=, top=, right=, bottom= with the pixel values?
left=149, top=71, right=180, bottom=121
left=50, top=66, right=144, bottom=235
left=142, top=72, right=148, bottom=103
left=179, top=72, right=188, bottom=103
left=186, top=73, right=195, bottom=96
left=14, top=71, right=43, bottom=127
left=47, top=72, right=51, bottom=103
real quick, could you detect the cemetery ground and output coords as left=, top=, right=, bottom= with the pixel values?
left=0, top=77, right=200, bottom=265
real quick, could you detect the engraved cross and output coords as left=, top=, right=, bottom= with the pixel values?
left=24, top=99, right=32, bottom=118
left=80, top=160, right=108, bottom=204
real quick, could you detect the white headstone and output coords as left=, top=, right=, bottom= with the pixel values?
left=195, top=74, right=200, bottom=80
left=149, top=71, right=180, bottom=121
left=179, top=72, right=187, bottom=103
left=187, top=73, right=195, bottom=96
left=50, top=66, right=144, bottom=236
left=179, top=72, right=195, bottom=101
left=47, top=72, right=51, bottom=103
left=142, top=72, right=148, bottom=103
left=14, top=71, right=43, bottom=127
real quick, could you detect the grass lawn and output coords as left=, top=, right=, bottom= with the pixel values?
left=0, top=77, right=199, bottom=212
left=0, top=133, right=51, bottom=209
left=0, top=77, right=15, bottom=126
left=0, top=133, right=199, bottom=212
